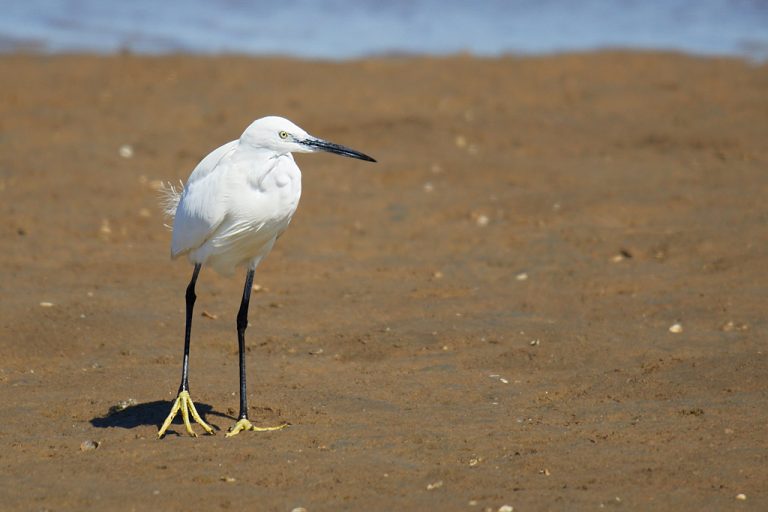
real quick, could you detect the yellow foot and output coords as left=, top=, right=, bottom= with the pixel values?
left=225, top=418, right=289, bottom=438
left=157, top=390, right=215, bottom=438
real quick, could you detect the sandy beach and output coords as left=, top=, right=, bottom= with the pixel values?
left=0, top=52, right=766, bottom=510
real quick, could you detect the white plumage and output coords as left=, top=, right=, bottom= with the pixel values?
left=165, top=117, right=308, bottom=275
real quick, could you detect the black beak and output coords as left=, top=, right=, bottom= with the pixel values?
left=300, top=137, right=377, bottom=162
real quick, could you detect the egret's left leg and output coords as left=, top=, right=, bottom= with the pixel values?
left=158, top=263, right=215, bottom=438
left=226, top=268, right=288, bottom=437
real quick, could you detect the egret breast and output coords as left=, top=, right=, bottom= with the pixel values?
left=274, top=171, right=291, bottom=188
left=265, top=167, right=301, bottom=214
left=242, top=157, right=302, bottom=226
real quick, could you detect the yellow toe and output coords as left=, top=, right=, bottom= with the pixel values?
left=157, top=391, right=214, bottom=438
left=225, top=418, right=288, bottom=438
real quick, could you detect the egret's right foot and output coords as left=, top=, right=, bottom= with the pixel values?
left=225, top=417, right=288, bottom=438
left=158, top=390, right=214, bottom=438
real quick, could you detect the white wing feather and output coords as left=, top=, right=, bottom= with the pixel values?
left=169, top=141, right=238, bottom=259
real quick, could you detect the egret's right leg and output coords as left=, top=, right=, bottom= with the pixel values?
left=158, top=263, right=214, bottom=438
left=226, top=268, right=288, bottom=437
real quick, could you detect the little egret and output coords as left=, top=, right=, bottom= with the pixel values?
left=157, top=116, right=375, bottom=438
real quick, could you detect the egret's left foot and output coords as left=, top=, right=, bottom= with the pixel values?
left=225, top=418, right=289, bottom=438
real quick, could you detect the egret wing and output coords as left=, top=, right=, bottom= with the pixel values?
left=187, top=140, right=238, bottom=185
left=170, top=141, right=238, bottom=258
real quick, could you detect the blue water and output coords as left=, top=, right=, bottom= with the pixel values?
left=1, top=0, right=767, bottom=60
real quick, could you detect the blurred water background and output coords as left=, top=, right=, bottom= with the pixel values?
left=1, top=0, right=766, bottom=60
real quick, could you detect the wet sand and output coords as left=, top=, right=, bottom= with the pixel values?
left=0, top=52, right=767, bottom=511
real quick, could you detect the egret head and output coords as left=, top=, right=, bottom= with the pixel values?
left=240, top=116, right=376, bottom=162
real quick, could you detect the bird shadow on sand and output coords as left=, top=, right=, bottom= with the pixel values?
left=90, top=400, right=235, bottom=435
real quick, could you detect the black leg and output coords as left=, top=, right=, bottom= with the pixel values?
left=236, top=269, right=255, bottom=420
left=158, top=262, right=214, bottom=438
left=179, top=263, right=202, bottom=393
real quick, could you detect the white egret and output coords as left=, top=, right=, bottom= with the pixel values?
left=157, top=116, right=375, bottom=438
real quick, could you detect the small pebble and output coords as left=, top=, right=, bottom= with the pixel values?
left=736, top=493, right=746, bottom=501
left=39, top=302, right=54, bottom=308
left=515, top=272, right=528, bottom=281
left=530, top=339, right=540, bottom=346
left=118, top=144, right=134, bottom=158
left=669, top=323, right=683, bottom=334
left=721, top=321, right=749, bottom=332
left=455, top=135, right=467, bottom=148
left=423, top=182, right=434, bottom=193
left=426, top=480, right=443, bottom=490
left=201, top=311, right=218, bottom=320
left=117, top=144, right=133, bottom=158
left=220, top=476, right=236, bottom=483
left=108, top=398, right=136, bottom=415
left=80, top=440, right=99, bottom=451
left=291, top=508, right=307, bottom=512
left=475, top=214, right=490, bottom=227
left=499, top=506, right=514, bottom=512
left=468, top=500, right=478, bottom=506
left=432, top=271, right=444, bottom=279
left=499, top=378, right=509, bottom=384
left=100, top=218, right=112, bottom=235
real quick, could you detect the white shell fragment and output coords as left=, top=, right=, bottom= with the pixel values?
left=669, top=323, right=683, bottom=333
left=475, top=214, right=490, bottom=227
left=80, top=440, right=99, bottom=451
left=119, top=144, right=134, bottom=158
left=426, top=480, right=444, bottom=490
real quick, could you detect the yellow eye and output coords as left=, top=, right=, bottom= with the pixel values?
left=279, top=131, right=288, bottom=139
